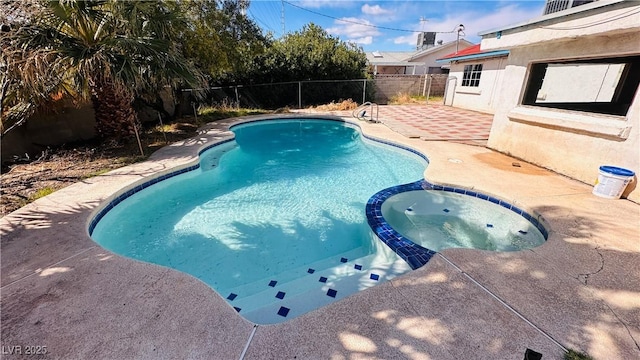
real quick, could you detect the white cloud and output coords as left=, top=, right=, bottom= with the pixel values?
left=362, top=4, right=392, bottom=16
left=298, top=0, right=354, bottom=9
left=327, top=17, right=381, bottom=43
left=393, top=5, right=539, bottom=46
left=352, top=36, right=373, bottom=45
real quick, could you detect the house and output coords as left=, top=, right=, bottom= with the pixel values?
left=436, top=44, right=510, bottom=114
left=446, top=0, right=639, bottom=201
left=367, top=39, right=473, bottom=75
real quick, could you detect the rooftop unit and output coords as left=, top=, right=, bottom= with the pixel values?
left=416, top=32, right=436, bottom=51
left=543, top=0, right=597, bottom=15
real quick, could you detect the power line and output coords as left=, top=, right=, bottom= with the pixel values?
left=249, top=9, right=276, bottom=34
left=283, top=1, right=457, bottom=34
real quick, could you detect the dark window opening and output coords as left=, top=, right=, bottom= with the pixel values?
left=522, top=56, right=640, bottom=116
left=462, top=64, right=483, bottom=87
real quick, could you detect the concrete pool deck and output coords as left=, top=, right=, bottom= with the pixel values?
left=1, top=109, right=639, bottom=359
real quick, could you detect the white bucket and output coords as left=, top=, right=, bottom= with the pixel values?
left=593, top=166, right=635, bottom=199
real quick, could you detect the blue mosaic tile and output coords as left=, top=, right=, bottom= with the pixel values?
left=499, top=200, right=512, bottom=210
left=354, top=264, right=362, bottom=271
left=465, top=190, right=478, bottom=197
left=454, top=188, right=465, bottom=194
left=530, top=217, right=540, bottom=229
left=370, top=273, right=380, bottom=281
left=327, top=289, right=337, bottom=298
left=488, top=196, right=500, bottom=204
left=276, top=291, right=286, bottom=299
left=319, top=276, right=327, bottom=283
left=234, top=307, right=241, bottom=313
left=226, top=293, right=237, bottom=301
left=477, top=193, right=489, bottom=200
left=487, top=224, right=494, bottom=228
left=518, top=230, right=528, bottom=235
left=443, top=209, right=450, bottom=213
left=307, top=268, right=315, bottom=274
left=268, top=280, right=277, bottom=287
left=340, top=257, right=348, bottom=263
left=277, top=306, right=290, bottom=317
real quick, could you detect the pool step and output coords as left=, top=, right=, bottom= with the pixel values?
left=221, top=247, right=368, bottom=300
left=225, top=252, right=411, bottom=324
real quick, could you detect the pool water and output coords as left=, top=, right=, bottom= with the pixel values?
left=381, top=190, right=546, bottom=252
left=91, top=119, right=427, bottom=323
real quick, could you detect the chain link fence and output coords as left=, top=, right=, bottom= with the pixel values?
left=181, top=75, right=447, bottom=113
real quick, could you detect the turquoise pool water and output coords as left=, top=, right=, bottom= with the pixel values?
left=380, top=190, right=546, bottom=252
left=91, top=119, right=427, bottom=323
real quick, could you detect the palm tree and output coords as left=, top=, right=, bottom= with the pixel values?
left=2, top=0, right=201, bottom=139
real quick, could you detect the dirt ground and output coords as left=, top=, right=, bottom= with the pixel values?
left=1, top=122, right=199, bottom=217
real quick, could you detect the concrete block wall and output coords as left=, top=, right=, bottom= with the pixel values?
left=373, top=75, right=447, bottom=104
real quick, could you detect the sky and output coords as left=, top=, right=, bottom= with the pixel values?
left=248, top=0, right=547, bottom=52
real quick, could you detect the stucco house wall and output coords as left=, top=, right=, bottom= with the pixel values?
left=367, top=40, right=473, bottom=75
left=447, top=56, right=507, bottom=114
left=481, top=2, right=640, bottom=202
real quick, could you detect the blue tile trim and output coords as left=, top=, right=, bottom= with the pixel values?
left=87, top=162, right=201, bottom=235
left=366, top=180, right=549, bottom=270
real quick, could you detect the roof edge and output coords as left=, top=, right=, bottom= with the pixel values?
left=478, top=0, right=629, bottom=36
left=436, top=50, right=510, bottom=63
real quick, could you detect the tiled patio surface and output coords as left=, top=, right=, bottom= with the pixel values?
left=1, top=110, right=639, bottom=360
left=311, top=104, right=494, bottom=142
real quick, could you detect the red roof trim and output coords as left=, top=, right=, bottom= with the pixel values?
left=438, top=44, right=481, bottom=60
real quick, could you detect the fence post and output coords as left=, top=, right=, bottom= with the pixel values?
left=298, top=82, right=302, bottom=109
left=425, top=75, right=433, bottom=104
left=362, top=79, right=367, bottom=104
left=234, top=86, right=239, bottom=108
left=422, top=74, right=428, bottom=96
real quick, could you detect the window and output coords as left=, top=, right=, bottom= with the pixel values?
left=522, top=56, right=640, bottom=116
left=462, top=64, right=482, bottom=87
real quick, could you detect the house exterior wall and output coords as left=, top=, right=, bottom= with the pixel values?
left=446, top=56, right=507, bottom=114
left=407, top=43, right=469, bottom=74
left=486, top=31, right=640, bottom=202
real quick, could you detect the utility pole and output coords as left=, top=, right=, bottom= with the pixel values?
left=456, top=24, right=465, bottom=54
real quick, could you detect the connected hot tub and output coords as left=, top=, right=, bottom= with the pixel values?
left=366, top=181, right=548, bottom=269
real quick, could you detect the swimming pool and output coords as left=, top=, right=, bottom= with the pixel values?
left=90, top=118, right=427, bottom=324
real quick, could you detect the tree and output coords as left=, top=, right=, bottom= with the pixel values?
left=174, top=0, right=269, bottom=85
left=252, top=23, right=368, bottom=83
left=2, top=0, right=202, bottom=139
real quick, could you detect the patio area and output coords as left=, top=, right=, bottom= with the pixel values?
left=1, top=106, right=639, bottom=359
left=317, top=104, right=495, bottom=143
